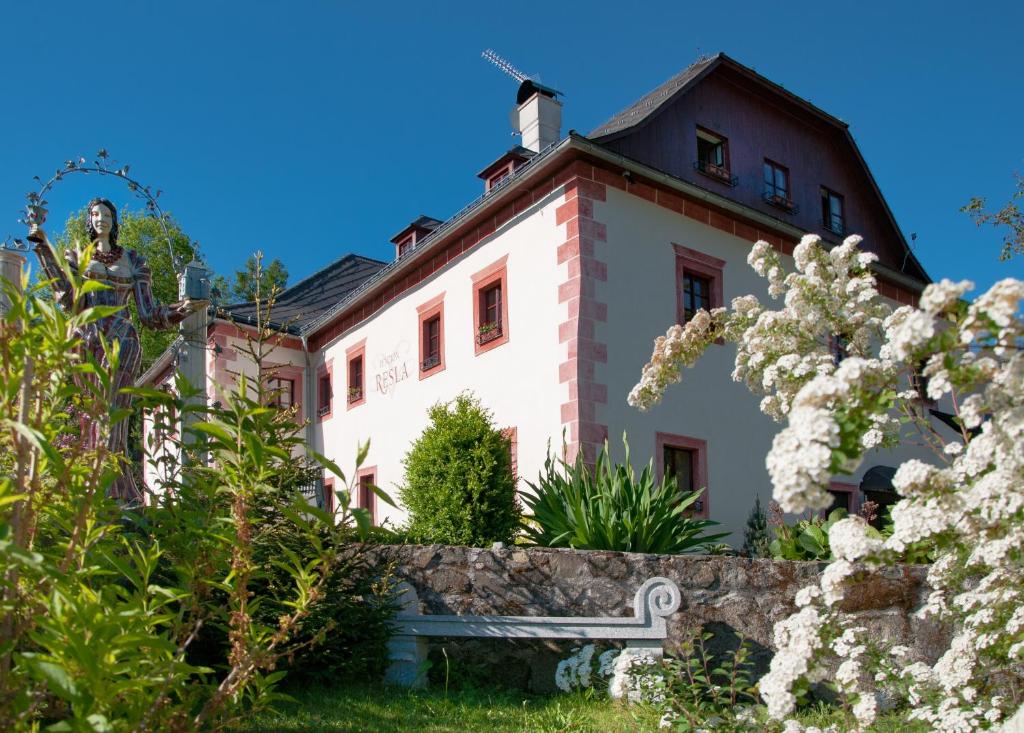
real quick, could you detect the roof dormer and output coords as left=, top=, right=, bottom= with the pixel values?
left=476, top=146, right=536, bottom=194
left=390, top=215, right=443, bottom=260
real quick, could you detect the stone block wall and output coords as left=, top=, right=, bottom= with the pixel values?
left=367, top=544, right=946, bottom=692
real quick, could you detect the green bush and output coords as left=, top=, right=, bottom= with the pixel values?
left=520, top=437, right=729, bottom=554
left=768, top=508, right=848, bottom=561
left=741, top=496, right=771, bottom=558
left=0, top=254, right=394, bottom=731
left=400, top=393, right=520, bottom=546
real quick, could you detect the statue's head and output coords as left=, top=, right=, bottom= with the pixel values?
left=86, top=198, right=119, bottom=247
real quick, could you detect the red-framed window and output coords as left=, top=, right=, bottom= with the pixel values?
left=357, top=467, right=377, bottom=525
left=821, top=187, right=845, bottom=235
left=826, top=481, right=859, bottom=517
left=673, top=244, right=725, bottom=328
left=656, top=432, right=709, bottom=518
left=501, top=427, right=518, bottom=485
left=416, top=292, right=446, bottom=379
left=322, top=476, right=335, bottom=516
left=266, top=376, right=294, bottom=409
left=346, top=340, right=366, bottom=409
left=397, top=236, right=413, bottom=259
left=487, top=164, right=514, bottom=191
left=316, top=359, right=333, bottom=421
left=471, top=255, right=509, bottom=355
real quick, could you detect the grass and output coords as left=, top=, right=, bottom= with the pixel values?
left=239, top=682, right=929, bottom=733
left=239, top=682, right=664, bottom=733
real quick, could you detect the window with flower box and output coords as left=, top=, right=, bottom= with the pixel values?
left=695, top=127, right=734, bottom=185
left=471, top=255, right=509, bottom=355
left=417, top=292, right=446, bottom=379
left=316, top=360, right=333, bottom=420
left=346, top=340, right=366, bottom=409
left=763, top=160, right=795, bottom=212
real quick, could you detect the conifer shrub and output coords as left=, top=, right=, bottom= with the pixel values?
left=741, top=496, right=770, bottom=558
left=400, top=393, right=521, bottom=546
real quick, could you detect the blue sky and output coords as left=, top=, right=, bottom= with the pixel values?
left=1, top=0, right=1021, bottom=292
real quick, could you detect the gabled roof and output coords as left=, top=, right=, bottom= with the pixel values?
left=223, top=253, right=387, bottom=332
left=589, top=55, right=720, bottom=139
left=390, top=216, right=443, bottom=244
left=589, top=53, right=929, bottom=283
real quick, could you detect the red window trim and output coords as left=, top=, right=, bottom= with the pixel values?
left=322, top=476, right=336, bottom=516
left=316, top=358, right=334, bottom=422
left=346, top=339, right=367, bottom=410
left=357, top=466, right=377, bottom=525
left=827, top=480, right=859, bottom=517
left=416, top=291, right=446, bottom=380
left=471, top=255, right=510, bottom=355
left=486, top=163, right=515, bottom=192
left=655, top=432, right=710, bottom=519
left=673, top=244, right=725, bottom=340
left=501, top=426, right=518, bottom=486
left=262, top=362, right=304, bottom=420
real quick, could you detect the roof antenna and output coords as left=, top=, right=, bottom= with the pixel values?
left=482, top=48, right=529, bottom=84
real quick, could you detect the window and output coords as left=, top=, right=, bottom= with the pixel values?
left=346, top=340, right=366, bottom=409
left=316, top=360, right=333, bottom=420
left=826, top=482, right=858, bottom=517
left=322, top=476, right=335, bottom=515
left=471, top=255, right=509, bottom=355
left=357, top=468, right=377, bottom=525
left=695, top=127, right=731, bottom=184
left=763, top=160, right=794, bottom=211
left=487, top=168, right=511, bottom=191
left=821, top=187, right=845, bottom=235
left=501, top=427, right=518, bottom=484
left=266, top=376, right=294, bottom=409
left=479, top=284, right=502, bottom=339
left=673, top=244, right=725, bottom=328
left=416, top=292, right=446, bottom=379
left=348, top=356, right=363, bottom=403
left=656, top=432, right=709, bottom=517
left=681, top=272, right=712, bottom=322
left=398, top=239, right=412, bottom=258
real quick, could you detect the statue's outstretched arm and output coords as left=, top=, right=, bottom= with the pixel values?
left=132, top=252, right=189, bottom=330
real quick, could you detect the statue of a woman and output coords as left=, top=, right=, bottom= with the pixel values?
left=29, top=198, right=206, bottom=503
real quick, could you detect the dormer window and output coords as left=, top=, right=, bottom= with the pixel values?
left=397, top=236, right=413, bottom=259
left=487, top=167, right=512, bottom=191
left=390, top=216, right=442, bottom=261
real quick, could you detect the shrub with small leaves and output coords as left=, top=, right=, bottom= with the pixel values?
left=400, top=393, right=520, bottom=546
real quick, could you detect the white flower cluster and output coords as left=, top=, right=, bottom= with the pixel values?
left=630, top=231, right=1024, bottom=731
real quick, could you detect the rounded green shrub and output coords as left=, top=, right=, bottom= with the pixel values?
left=400, top=393, right=521, bottom=546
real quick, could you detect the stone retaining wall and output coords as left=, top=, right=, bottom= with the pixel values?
left=368, top=544, right=946, bottom=691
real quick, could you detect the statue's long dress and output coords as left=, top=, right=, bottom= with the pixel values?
left=35, top=244, right=186, bottom=503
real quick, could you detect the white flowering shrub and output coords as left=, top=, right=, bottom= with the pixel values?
left=554, top=644, right=620, bottom=693
left=630, top=233, right=1024, bottom=731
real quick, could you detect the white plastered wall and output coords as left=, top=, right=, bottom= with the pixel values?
left=598, top=186, right=943, bottom=543
left=316, top=192, right=568, bottom=527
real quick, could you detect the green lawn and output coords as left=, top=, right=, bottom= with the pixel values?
left=239, top=682, right=926, bottom=733
left=240, top=683, right=663, bottom=733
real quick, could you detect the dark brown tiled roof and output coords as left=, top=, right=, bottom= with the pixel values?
left=224, top=254, right=387, bottom=332
left=589, top=55, right=720, bottom=139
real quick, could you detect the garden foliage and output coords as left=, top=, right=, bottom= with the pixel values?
left=400, top=393, right=521, bottom=546
left=520, top=437, right=728, bottom=554
left=0, top=250, right=393, bottom=731
left=631, top=232, right=1024, bottom=730
left=741, top=496, right=770, bottom=558
left=768, top=508, right=849, bottom=562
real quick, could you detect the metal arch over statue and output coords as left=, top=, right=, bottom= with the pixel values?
left=19, top=153, right=211, bottom=504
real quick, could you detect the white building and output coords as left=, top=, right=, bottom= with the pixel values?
left=141, top=54, right=938, bottom=542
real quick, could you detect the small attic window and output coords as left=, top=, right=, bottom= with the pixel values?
left=397, top=235, right=414, bottom=258
left=487, top=166, right=513, bottom=191
left=695, top=127, right=734, bottom=186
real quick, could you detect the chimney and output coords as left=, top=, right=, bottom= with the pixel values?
left=514, top=80, right=563, bottom=153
